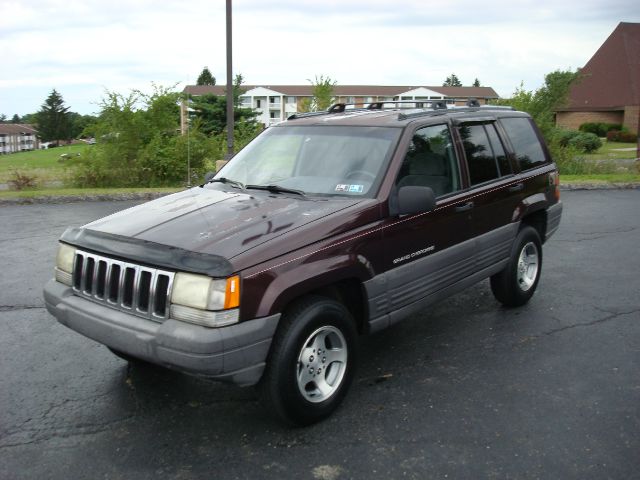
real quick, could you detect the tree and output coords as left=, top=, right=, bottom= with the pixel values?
left=472, top=78, right=481, bottom=87
left=70, top=85, right=210, bottom=187
left=197, top=67, right=216, bottom=86
left=0, top=114, right=7, bottom=123
left=21, top=113, right=38, bottom=125
left=36, top=89, right=71, bottom=145
left=494, top=69, right=579, bottom=139
left=443, top=74, right=462, bottom=87
left=189, top=73, right=257, bottom=135
left=298, top=75, right=337, bottom=112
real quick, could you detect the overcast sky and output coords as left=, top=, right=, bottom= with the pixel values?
left=1, top=0, right=638, bottom=117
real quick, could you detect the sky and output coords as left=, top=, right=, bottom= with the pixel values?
left=1, top=0, right=638, bottom=117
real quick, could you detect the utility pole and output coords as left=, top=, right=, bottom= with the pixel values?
left=225, top=0, right=234, bottom=159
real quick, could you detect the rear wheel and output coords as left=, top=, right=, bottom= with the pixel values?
left=259, top=296, right=358, bottom=426
left=491, top=225, right=542, bottom=307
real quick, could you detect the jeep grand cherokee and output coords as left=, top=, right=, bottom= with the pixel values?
left=44, top=101, right=562, bottom=425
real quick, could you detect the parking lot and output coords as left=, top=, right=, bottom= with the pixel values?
left=1, top=189, right=639, bottom=479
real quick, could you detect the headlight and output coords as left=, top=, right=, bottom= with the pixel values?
left=170, top=272, right=240, bottom=327
left=55, top=243, right=76, bottom=286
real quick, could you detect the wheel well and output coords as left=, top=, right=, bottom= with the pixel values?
left=521, top=209, right=547, bottom=242
left=309, top=279, right=367, bottom=334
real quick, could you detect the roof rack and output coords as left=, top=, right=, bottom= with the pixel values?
left=287, top=99, right=514, bottom=122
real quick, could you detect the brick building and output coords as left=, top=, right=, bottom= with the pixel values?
left=556, top=22, right=640, bottom=134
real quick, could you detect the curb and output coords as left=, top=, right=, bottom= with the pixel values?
left=1, top=184, right=639, bottom=206
left=559, top=182, right=640, bottom=191
left=0, top=192, right=173, bottom=206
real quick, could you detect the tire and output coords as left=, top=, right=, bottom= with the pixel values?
left=490, top=225, right=542, bottom=307
left=259, top=296, right=358, bottom=426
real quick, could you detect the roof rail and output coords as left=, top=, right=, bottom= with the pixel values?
left=287, top=100, right=515, bottom=122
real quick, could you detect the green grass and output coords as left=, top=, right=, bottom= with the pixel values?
left=0, top=144, right=88, bottom=183
left=585, top=141, right=637, bottom=161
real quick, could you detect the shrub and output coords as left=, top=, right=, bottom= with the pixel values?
left=567, top=132, right=602, bottom=153
left=579, top=122, right=622, bottom=137
left=607, top=130, right=638, bottom=143
left=8, top=170, right=37, bottom=190
left=553, top=129, right=602, bottom=153
left=555, top=129, right=581, bottom=147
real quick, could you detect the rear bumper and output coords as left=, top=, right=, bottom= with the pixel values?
left=546, top=201, right=563, bottom=241
left=44, top=279, right=280, bottom=386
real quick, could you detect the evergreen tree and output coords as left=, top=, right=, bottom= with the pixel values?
left=473, top=78, right=481, bottom=87
left=197, top=67, right=216, bottom=86
left=189, top=74, right=256, bottom=135
left=0, top=114, right=7, bottom=123
left=36, top=89, right=71, bottom=145
left=443, top=74, right=462, bottom=87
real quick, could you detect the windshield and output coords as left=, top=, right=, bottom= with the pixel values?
left=213, top=125, right=401, bottom=197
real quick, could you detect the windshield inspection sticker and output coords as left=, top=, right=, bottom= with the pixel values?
left=336, top=184, right=364, bottom=193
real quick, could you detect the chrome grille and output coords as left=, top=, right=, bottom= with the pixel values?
left=72, top=250, right=174, bottom=321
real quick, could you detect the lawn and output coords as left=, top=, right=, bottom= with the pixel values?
left=584, top=141, right=638, bottom=161
left=0, top=144, right=88, bottom=184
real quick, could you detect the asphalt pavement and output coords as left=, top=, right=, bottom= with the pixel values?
left=0, top=190, right=639, bottom=479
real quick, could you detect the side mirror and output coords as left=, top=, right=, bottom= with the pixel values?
left=204, top=171, right=216, bottom=183
left=397, top=186, right=436, bottom=215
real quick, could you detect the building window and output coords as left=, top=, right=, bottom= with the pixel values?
left=286, top=96, right=296, bottom=104
left=256, top=99, right=262, bottom=108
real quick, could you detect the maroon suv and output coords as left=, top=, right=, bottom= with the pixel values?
left=44, top=101, right=562, bottom=425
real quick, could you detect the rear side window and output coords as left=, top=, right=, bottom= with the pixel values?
left=500, top=117, right=547, bottom=170
left=459, top=123, right=513, bottom=186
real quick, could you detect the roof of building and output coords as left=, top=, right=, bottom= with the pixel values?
left=183, top=84, right=499, bottom=99
left=0, top=124, right=38, bottom=135
left=559, top=22, right=640, bottom=111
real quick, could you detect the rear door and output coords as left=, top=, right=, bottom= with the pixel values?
left=455, top=121, right=521, bottom=271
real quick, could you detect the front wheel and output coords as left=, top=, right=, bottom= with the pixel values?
left=490, top=225, right=542, bottom=307
left=259, top=296, right=358, bottom=426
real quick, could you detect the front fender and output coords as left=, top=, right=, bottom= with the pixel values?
left=242, top=253, right=374, bottom=320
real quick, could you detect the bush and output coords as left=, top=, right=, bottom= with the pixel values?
left=606, top=130, right=638, bottom=143
left=567, top=132, right=602, bottom=153
left=579, top=122, right=622, bottom=137
left=8, top=170, right=37, bottom=190
left=555, top=129, right=581, bottom=147
left=553, top=129, right=602, bottom=153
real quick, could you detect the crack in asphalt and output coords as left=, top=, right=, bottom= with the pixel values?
left=556, top=226, right=639, bottom=243
left=0, top=416, right=137, bottom=449
left=542, top=307, right=640, bottom=337
left=0, top=305, right=45, bottom=312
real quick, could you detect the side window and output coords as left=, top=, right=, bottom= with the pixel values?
left=500, top=117, right=547, bottom=170
left=459, top=124, right=500, bottom=185
left=485, top=124, right=512, bottom=175
left=396, top=124, right=460, bottom=197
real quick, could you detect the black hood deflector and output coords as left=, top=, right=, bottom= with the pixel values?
left=60, top=227, right=234, bottom=277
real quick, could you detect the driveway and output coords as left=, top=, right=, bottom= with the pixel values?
left=0, top=190, right=639, bottom=479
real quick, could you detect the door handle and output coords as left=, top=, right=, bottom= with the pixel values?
left=455, top=201, right=474, bottom=213
left=508, top=182, right=524, bottom=193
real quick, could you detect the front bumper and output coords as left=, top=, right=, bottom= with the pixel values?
left=44, top=279, right=280, bottom=386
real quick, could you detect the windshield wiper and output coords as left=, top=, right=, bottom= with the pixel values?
left=245, top=184, right=306, bottom=197
left=209, top=177, right=245, bottom=190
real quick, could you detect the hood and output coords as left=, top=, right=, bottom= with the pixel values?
left=82, top=186, right=363, bottom=261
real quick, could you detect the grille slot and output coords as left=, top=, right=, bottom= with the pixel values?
left=72, top=250, right=174, bottom=321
